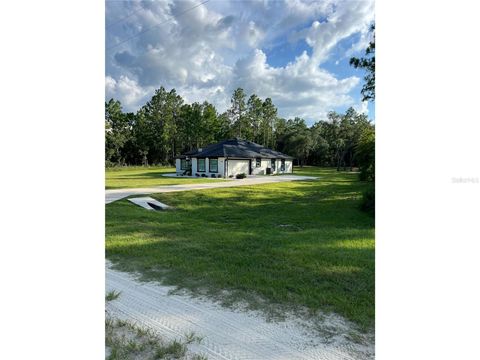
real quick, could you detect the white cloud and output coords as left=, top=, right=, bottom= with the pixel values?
left=232, top=49, right=359, bottom=119
left=354, top=101, right=369, bottom=115
left=105, top=75, right=150, bottom=108
left=105, top=0, right=374, bottom=121
left=243, top=21, right=265, bottom=48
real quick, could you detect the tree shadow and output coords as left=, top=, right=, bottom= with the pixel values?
left=106, top=174, right=375, bottom=328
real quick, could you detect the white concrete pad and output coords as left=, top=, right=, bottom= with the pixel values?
left=128, top=197, right=170, bottom=210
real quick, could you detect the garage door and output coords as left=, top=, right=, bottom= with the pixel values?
left=228, top=159, right=249, bottom=177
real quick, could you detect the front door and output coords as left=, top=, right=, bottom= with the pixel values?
left=271, top=159, right=276, bottom=173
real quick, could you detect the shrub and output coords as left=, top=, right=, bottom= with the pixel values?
left=201, top=174, right=206, bottom=177
left=236, top=173, right=246, bottom=179
left=195, top=173, right=200, bottom=177
left=211, top=174, right=216, bottom=178
left=228, top=175, right=234, bottom=178
left=361, top=185, right=375, bottom=214
left=217, top=174, right=222, bottom=178
left=105, top=160, right=116, bottom=168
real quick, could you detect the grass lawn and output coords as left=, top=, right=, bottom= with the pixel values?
left=105, top=166, right=224, bottom=189
left=106, top=167, right=374, bottom=330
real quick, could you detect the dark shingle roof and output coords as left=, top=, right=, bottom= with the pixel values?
left=178, top=139, right=293, bottom=159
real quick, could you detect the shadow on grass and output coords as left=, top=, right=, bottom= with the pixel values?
left=106, top=168, right=375, bottom=330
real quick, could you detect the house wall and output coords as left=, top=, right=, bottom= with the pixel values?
left=175, top=159, right=181, bottom=175
left=232, top=158, right=293, bottom=176
left=264, top=158, right=293, bottom=175
left=217, top=157, right=226, bottom=177
left=251, top=159, right=269, bottom=175
left=285, top=160, right=293, bottom=173
left=187, top=156, right=292, bottom=177
left=192, top=158, right=197, bottom=174
left=191, top=157, right=225, bottom=178
left=272, top=159, right=293, bottom=174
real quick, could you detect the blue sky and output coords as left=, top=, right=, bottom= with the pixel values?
left=106, top=0, right=375, bottom=125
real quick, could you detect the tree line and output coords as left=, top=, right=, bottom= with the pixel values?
left=106, top=87, right=374, bottom=177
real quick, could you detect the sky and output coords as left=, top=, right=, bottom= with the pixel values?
left=105, top=0, right=375, bottom=125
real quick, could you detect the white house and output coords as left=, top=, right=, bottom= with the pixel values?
left=175, top=139, right=294, bottom=178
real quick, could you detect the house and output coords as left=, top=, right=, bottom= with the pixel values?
left=175, top=139, right=294, bottom=178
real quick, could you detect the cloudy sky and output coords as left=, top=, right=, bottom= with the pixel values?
left=106, top=0, right=374, bottom=125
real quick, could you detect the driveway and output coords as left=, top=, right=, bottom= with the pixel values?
left=106, top=263, right=373, bottom=360
left=105, top=175, right=317, bottom=204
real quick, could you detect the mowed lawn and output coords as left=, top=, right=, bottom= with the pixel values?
left=105, top=167, right=375, bottom=330
left=106, top=166, right=224, bottom=189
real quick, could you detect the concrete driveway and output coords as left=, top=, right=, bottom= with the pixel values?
left=105, top=175, right=316, bottom=204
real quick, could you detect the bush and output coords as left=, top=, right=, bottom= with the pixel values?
left=236, top=173, right=246, bottom=179
left=217, top=174, right=222, bottom=178
left=211, top=174, right=216, bottom=178
left=201, top=174, right=206, bottom=177
left=359, top=163, right=374, bottom=182
left=361, top=185, right=375, bottom=214
left=195, top=173, right=200, bottom=177
left=105, top=160, right=116, bottom=168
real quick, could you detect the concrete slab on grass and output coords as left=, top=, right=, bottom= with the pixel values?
left=128, top=197, right=170, bottom=211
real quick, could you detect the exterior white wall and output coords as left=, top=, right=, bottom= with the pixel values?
left=251, top=159, right=268, bottom=175
left=188, top=156, right=292, bottom=177
left=285, top=160, right=293, bottom=173
left=237, top=158, right=294, bottom=176
left=274, top=159, right=293, bottom=174
left=217, top=157, right=225, bottom=177
left=191, top=157, right=225, bottom=178
left=175, top=158, right=181, bottom=174
left=192, top=158, right=198, bottom=174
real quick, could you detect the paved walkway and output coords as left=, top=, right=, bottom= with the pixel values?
left=105, top=175, right=317, bottom=204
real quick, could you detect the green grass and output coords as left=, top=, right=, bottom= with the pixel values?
left=105, top=166, right=224, bottom=189
left=105, top=290, right=121, bottom=302
left=106, top=167, right=374, bottom=330
left=105, top=316, right=205, bottom=359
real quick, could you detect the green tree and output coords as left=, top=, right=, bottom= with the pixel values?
left=105, top=99, right=131, bottom=166
left=261, top=98, right=277, bottom=148
left=281, top=118, right=312, bottom=167
left=140, top=87, right=183, bottom=164
left=228, top=88, right=247, bottom=138
left=350, top=24, right=375, bottom=102
left=355, top=126, right=375, bottom=181
left=246, top=94, right=263, bottom=143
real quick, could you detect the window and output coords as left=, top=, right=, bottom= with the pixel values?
left=198, top=158, right=205, bottom=172
left=209, top=158, right=218, bottom=173
left=256, top=158, right=261, bottom=167
left=180, top=159, right=188, bottom=170
left=281, top=159, right=285, bottom=171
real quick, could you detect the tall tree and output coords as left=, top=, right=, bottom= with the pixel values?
left=228, top=88, right=247, bottom=138
left=350, top=24, right=375, bottom=102
left=281, top=118, right=312, bottom=167
left=355, top=126, right=375, bottom=181
left=105, top=85, right=376, bottom=169
left=261, top=98, right=277, bottom=148
left=246, top=94, right=264, bottom=143
left=105, top=99, right=131, bottom=165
